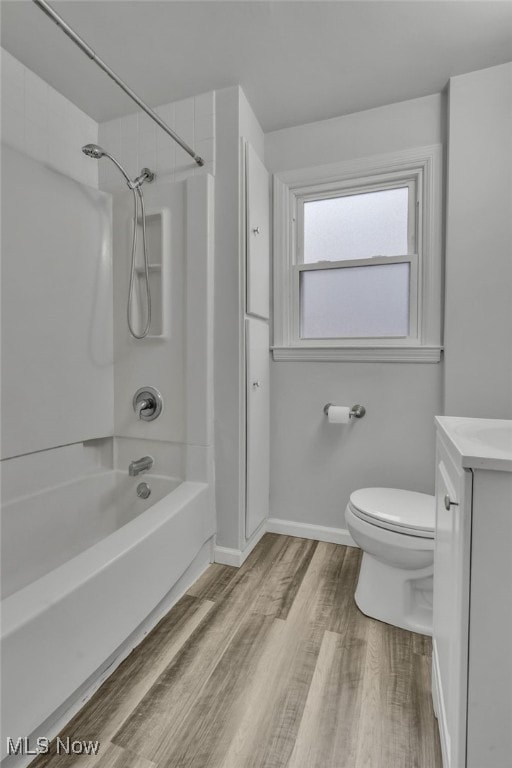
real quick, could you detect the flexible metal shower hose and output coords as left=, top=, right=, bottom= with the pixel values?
left=127, top=186, right=152, bottom=339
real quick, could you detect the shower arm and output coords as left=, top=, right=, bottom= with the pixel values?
left=103, top=153, right=154, bottom=190
left=32, top=0, right=204, bottom=167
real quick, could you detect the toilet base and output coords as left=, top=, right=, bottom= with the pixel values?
left=355, top=551, right=433, bottom=636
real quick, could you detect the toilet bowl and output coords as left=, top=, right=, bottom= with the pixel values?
left=345, top=487, right=435, bottom=636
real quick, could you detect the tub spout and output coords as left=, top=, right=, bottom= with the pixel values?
left=129, top=456, right=154, bottom=477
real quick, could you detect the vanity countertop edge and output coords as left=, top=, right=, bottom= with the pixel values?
left=435, top=416, right=512, bottom=472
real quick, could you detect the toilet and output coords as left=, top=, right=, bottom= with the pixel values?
left=345, top=487, right=435, bottom=636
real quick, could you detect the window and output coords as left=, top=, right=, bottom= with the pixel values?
left=273, top=146, right=443, bottom=362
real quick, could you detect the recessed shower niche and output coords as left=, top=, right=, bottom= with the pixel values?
left=133, top=206, right=170, bottom=338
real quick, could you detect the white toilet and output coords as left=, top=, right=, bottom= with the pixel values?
left=345, top=487, right=435, bottom=636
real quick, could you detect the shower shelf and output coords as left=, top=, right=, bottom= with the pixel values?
left=133, top=207, right=170, bottom=339
left=134, top=265, right=161, bottom=273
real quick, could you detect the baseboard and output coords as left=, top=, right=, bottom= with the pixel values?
left=213, top=545, right=244, bottom=567
left=267, top=517, right=358, bottom=547
left=215, top=518, right=357, bottom=566
left=214, top=520, right=267, bottom=567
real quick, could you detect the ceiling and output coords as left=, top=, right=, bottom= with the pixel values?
left=2, top=1, right=512, bottom=132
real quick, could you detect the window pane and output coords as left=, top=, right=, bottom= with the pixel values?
left=300, top=263, right=410, bottom=338
left=303, top=187, right=409, bottom=263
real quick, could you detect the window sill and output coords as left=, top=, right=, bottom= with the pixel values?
left=271, top=346, right=443, bottom=363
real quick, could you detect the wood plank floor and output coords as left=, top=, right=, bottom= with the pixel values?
left=31, top=534, right=442, bottom=768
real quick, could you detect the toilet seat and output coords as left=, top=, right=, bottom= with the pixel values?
left=349, top=487, right=435, bottom=539
left=345, top=487, right=435, bottom=634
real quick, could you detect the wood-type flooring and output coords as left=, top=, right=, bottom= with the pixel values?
left=30, top=534, right=442, bottom=768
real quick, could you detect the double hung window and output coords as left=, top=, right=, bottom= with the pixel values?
left=273, top=146, right=442, bottom=362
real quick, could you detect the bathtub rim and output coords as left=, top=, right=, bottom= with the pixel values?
left=1, top=469, right=182, bottom=599
left=1, top=479, right=207, bottom=639
left=1, top=467, right=181, bottom=508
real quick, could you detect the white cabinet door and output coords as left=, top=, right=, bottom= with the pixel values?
left=466, top=470, right=512, bottom=768
left=246, top=143, right=270, bottom=319
left=433, top=438, right=472, bottom=768
left=245, top=318, right=270, bottom=539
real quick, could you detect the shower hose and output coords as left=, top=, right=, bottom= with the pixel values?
left=127, top=185, right=152, bottom=339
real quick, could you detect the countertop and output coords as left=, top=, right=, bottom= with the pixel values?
left=435, top=416, right=512, bottom=472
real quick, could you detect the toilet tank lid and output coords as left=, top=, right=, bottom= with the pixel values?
left=349, top=487, right=435, bottom=533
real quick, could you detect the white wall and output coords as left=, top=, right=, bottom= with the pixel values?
left=265, top=94, right=445, bottom=530
left=1, top=146, right=113, bottom=459
left=98, top=97, right=216, bottom=482
left=1, top=52, right=112, bottom=463
left=266, top=93, right=446, bottom=171
left=444, top=63, right=512, bottom=418
left=239, top=88, right=265, bottom=162
left=98, top=92, right=215, bottom=192
left=1, top=48, right=98, bottom=188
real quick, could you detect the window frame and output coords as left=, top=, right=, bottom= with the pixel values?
left=272, top=145, right=443, bottom=362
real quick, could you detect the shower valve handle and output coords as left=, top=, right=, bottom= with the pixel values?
left=133, top=387, right=163, bottom=422
left=136, top=398, right=153, bottom=417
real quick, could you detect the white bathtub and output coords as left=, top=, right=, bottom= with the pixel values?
left=1, top=471, right=214, bottom=758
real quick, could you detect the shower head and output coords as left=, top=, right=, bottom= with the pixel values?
left=82, top=143, right=105, bottom=159
left=81, top=143, right=154, bottom=189
left=81, top=143, right=134, bottom=187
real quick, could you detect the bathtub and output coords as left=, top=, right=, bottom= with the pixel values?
left=1, top=470, right=214, bottom=758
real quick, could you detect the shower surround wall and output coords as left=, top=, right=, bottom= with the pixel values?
left=1, top=48, right=98, bottom=186
left=1, top=146, right=113, bottom=459
left=1, top=46, right=216, bottom=555
left=1, top=43, right=216, bottom=542
left=97, top=92, right=216, bottom=485
left=98, top=93, right=215, bottom=192
left=1, top=48, right=112, bottom=474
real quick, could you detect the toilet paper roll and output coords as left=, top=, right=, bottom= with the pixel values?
left=327, top=405, right=351, bottom=424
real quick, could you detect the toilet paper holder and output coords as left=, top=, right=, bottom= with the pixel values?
left=323, top=403, right=366, bottom=419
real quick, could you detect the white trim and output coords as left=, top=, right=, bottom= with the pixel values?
left=238, top=137, right=248, bottom=561
left=267, top=517, right=358, bottom=548
left=296, top=254, right=414, bottom=272
left=214, top=517, right=357, bottom=565
left=432, top=640, right=450, bottom=768
left=214, top=519, right=267, bottom=567
left=273, top=174, right=294, bottom=348
left=275, top=144, right=442, bottom=188
left=273, top=144, right=443, bottom=362
left=213, top=546, right=246, bottom=567
left=272, top=345, right=442, bottom=363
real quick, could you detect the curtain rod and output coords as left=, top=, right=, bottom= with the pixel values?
left=32, top=0, right=204, bottom=166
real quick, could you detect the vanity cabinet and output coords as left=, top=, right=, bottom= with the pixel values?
left=432, top=417, right=512, bottom=768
